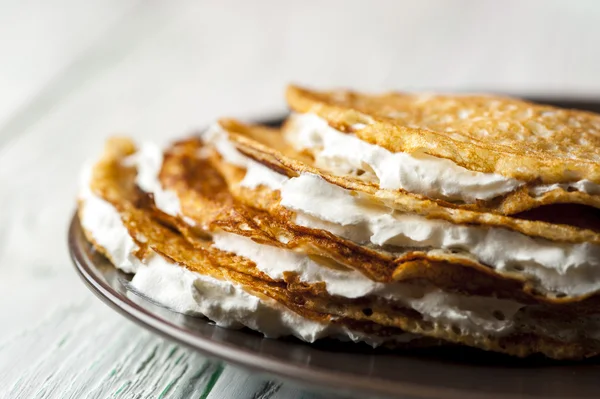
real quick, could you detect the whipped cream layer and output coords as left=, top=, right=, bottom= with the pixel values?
left=79, top=164, right=141, bottom=274
left=280, top=173, right=600, bottom=297
left=286, top=113, right=600, bottom=202
left=213, top=232, right=523, bottom=335
left=126, top=142, right=182, bottom=217
left=285, top=113, right=523, bottom=202
left=228, top=150, right=600, bottom=299
left=530, top=180, right=600, bottom=197
left=79, top=173, right=418, bottom=345
left=125, top=138, right=524, bottom=336
left=132, top=259, right=413, bottom=344
left=203, top=124, right=288, bottom=191
left=203, top=122, right=600, bottom=297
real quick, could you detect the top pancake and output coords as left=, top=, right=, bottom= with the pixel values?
left=220, top=119, right=600, bottom=245
left=287, top=85, right=600, bottom=184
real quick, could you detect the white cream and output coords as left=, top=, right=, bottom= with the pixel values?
left=279, top=173, right=600, bottom=297
left=285, top=113, right=524, bottom=202
left=203, top=124, right=250, bottom=168
left=204, top=122, right=600, bottom=297
left=79, top=164, right=142, bottom=274
left=124, top=141, right=183, bottom=217
left=130, top=255, right=377, bottom=343
left=531, top=180, right=600, bottom=197
left=203, top=123, right=286, bottom=191
left=212, top=231, right=523, bottom=335
left=131, top=259, right=420, bottom=346
left=212, top=231, right=380, bottom=299
left=136, top=129, right=524, bottom=335
left=239, top=160, right=289, bottom=191
left=79, top=167, right=414, bottom=345
left=286, top=113, right=600, bottom=201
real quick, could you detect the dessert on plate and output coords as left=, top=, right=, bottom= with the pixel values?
left=78, top=85, right=600, bottom=359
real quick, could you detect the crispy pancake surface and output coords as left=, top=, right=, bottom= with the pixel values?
left=77, top=137, right=600, bottom=359
left=160, top=137, right=600, bottom=306
left=219, top=119, right=600, bottom=245
left=161, top=139, right=539, bottom=301
left=77, top=83, right=600, bottom=360
left=287, top=85, right=600, bottom=185
left=279, top=116, right=600, bottom=221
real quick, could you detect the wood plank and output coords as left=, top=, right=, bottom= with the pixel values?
left=0, top=300, right=338, bottom=398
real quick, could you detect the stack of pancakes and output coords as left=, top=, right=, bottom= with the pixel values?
left=78, top=85, right=600, bottom=359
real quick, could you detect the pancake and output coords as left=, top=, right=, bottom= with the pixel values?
left=76, top=85, right=600, bottom=360
left=158, top=137, right=600, bottom=308
left=285, top=86, right=600, bottom=233
left=80, top=137, right=426, bottom=345
left=286, top=85, right=600, bottom=186
left=77, top=136, right=600, bottom=359
left=208, top=120, right=600, bottom=301
left=219, top=118, right=600, bottom=245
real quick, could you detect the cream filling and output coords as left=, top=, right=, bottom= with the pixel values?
left=239, top=160, right=289, bottom=191
left=286, top=113, right=600, bottom=202
left=125, top=142, right=182, bottom=217
left=530, top=180, right=600, bottom=197
left=79, top=164, right=142, bottom=274
left=201, top=123, right=290, bottom=192
left=126, top=138, right=523, bottom=336
left=212, top=232, right=523, bottom=335
left=204, top=123, right=600, bottom=297
left=203, top=124, right=287, bottom=191
left=79, top=160, right=414, bottom=345
left=130, top=257, right=408, bottom=345
left=285, top=113, right=523, bottom=202
left=280, top=174, right=600, bottom=297
left=124, top=124, right=600, bottom=337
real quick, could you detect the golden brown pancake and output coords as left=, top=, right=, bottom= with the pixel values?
left=285, top=85, right=600, bottom=233
left=157, top=137, right=600, bottom=307
left=219, top=119, right=600, bottom=245
left=76, top=81, right=600, bottom=360
left=78, top=137, right=600, bottom=359
left=286, top=85, right=600, bottom=185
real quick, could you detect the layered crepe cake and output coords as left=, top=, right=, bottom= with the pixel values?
left=77, top=85, right=600, bottom=359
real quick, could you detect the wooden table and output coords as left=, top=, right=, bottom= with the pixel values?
left=1, top=1, right=599, bottom=397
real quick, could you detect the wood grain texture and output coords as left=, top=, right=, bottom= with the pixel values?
left=1, top=1, right=600, bottom=397
left=0, top=301, right=336, bottom=399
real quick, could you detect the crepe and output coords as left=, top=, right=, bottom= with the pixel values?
left=285, top=85, right=600, bottom=232
left=76, top=85, right=600, bottom=360
left=75, top=136, right=600, bottom=359
left=286, top=85, right=600, bottom=186
left=220, top=119, right=600, bottom=244
left=158, top=137, right=600, bottom=308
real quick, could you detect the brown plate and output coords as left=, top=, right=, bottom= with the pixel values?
left=69, top=99, right=600, bottom=399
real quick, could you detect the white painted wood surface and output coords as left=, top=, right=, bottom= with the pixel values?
left=1, top=1, right=600, bottom=397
